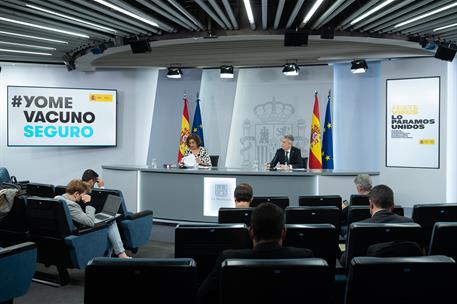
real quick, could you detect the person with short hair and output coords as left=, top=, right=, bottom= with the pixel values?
left=197, top=203, right=313, bottom=303
left=340, top=184, right=413, bottom=266
left=180, top=134, right=212, bottom=166
left=55, top=179, right=130, bottom=259
left=82, top=169, right=105, bottom=189
left=341, top=174, right=373, bottom=224
left=361, top=185, right=412, bottom=223
left=266, top=134, right=303, bottom=169
left=234, top=183, right=253, bottom=208
left=353, top=174, right=372, bottom=195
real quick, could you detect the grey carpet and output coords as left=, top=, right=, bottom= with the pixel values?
left=15, top=241, right=174, bottom=304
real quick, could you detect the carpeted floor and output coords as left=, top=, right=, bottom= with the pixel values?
left=15, top=241, right=174, bottom=304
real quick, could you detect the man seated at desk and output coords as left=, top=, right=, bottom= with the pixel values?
left=266, top=134, right=303, bottom=169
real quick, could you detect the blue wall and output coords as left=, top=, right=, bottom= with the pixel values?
left=333, top=62, right=381, bottom=171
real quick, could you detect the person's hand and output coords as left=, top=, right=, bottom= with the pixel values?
left=81, top=194, right=91, bottom=204
left=97, top=178, right=105, bottom=188
left=196, top=157, right=204, bottom=165
left=342, top=200, right=349, bottom=209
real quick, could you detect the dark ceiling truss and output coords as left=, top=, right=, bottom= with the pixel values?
left=0, top=0, right=455, bottom=64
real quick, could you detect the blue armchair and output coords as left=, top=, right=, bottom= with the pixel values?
left=0, top=242, right=37, bottom=303
left=89, top=189, right=153, bottom=252
left=25, top=197, right=109, bottom=286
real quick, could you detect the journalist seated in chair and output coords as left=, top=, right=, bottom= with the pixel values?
left=82, top=169, right=105, bottom=190
left=234, top=183, right=253, bottom=208
left=341, top=174, right=373, bottom=225
left=340, top=184, right=413, bottom=266
left=55, top=179, right=130, bottom=259
left=265, top=134, right=303, bottom=169
left=179, top=133, right=212, bottom=167
left=197, top=203, right=313, bottom=303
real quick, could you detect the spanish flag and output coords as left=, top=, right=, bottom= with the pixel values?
left=309, top=92, right=322, bottom=169
left=177, top=96, right=190, bottom=162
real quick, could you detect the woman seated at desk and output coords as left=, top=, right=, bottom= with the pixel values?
left=180, top=133, right=212, bottom=167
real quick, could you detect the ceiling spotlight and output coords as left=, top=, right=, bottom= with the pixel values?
left=220, top=66, right=234, bottom=79
left=350, top=60, right=368, bottom=74
left=167, top=67, right=182, bottom=79
left=282, top=63, right=300, bottom=76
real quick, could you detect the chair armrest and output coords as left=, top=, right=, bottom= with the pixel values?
left=74, top=223, right=109, bottom=236
left=0, top=242, right=36, bottom=258
left=125, top=210, right=153, bottom=220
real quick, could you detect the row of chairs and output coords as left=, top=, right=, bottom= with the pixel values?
left=174, top=222, right=457, bottom=280
left=84, top=255, right=457, bottom=304
left=218, top=203, right=457, bottom=245
left=0, top=187, right=153, bottom=285
left=220, top=205, right=404, bottom=233
left=1, top=184, right=153, bottom=251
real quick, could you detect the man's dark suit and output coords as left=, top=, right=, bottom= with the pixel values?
left=197, top=242, right=313, bottom=304
left=340, top=209, right=414, bottom=267
left=358, top=209, right=413, bottom=224
left=270, top=146, right=303, bottom=168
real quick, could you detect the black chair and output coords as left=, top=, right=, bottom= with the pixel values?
left=345, top=256, right=457, bottom=304
left=299, top=195, right=342, bottom=210
left=54, top=185, right=66, bottom=196
left=251, top=196, right=289, bottom=209
left=85, top=258, right=198, bottom=304
left=218, top=208, right=253, bottom=226
left=349, top=194, right=369, bottom=206
left=0, top=196, right=28, bottom=247
left=285, top=206, right=340, bottom=233
left=347, top=206, right=405, bottom=226
left=284, top=224, right=338, bottom=277
left=175, top=224, right=251, bottom=282
left=25, top=197, right=109, bottom=285
left=209, top=155, right=219, bottom=167
left=345, top=223, right=424, bottom=269
left=302, top=157, right=308, bottom=169
left=428, top=222, right=457, bottom=260
left=220, top=258, right=331, bottom=304
left=26, top=183, right=55, bottom=198
left=88, top=188, right=154, bottom=252
left=412, top=204, right=457, bottom=248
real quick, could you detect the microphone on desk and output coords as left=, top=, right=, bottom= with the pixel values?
left=268, top=151, right=280, bottom=170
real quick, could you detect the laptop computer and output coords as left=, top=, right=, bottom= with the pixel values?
left=94, top=194, right=122, bottom=224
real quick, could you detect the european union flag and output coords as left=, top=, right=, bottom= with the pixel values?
left=322, top=94, right=334, bottom=169
left=191, top=98, right=205, bottom=147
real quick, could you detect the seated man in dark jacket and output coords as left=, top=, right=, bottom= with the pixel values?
left=197, top=203, right=313, bottom=304
left=340, top=184, right=413, bottom=266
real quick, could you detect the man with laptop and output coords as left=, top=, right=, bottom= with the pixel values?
left=55, top=179, right=130, bottom=259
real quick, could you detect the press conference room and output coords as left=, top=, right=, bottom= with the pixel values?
left=1, top=1, right=457, bottom=303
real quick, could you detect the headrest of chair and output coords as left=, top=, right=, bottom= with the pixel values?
left=285, top=223, right=336, bottom=230
left=88, top=257, right=196, bottom=267
left=351, top=255, right=455, bottom=266
left=350, top=222, right=421, bottom=229
left=286, top=206, right=340, bottom=211
left=222, top=258, right=328, bottom=268
left=176, top=223, right=247, bottom=229
left=433, top=222, right=457, bottom=229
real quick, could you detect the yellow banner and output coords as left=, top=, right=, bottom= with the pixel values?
left=89, top=93, right=113, bottom=102
left=419, top=139, right=435, bottom=145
